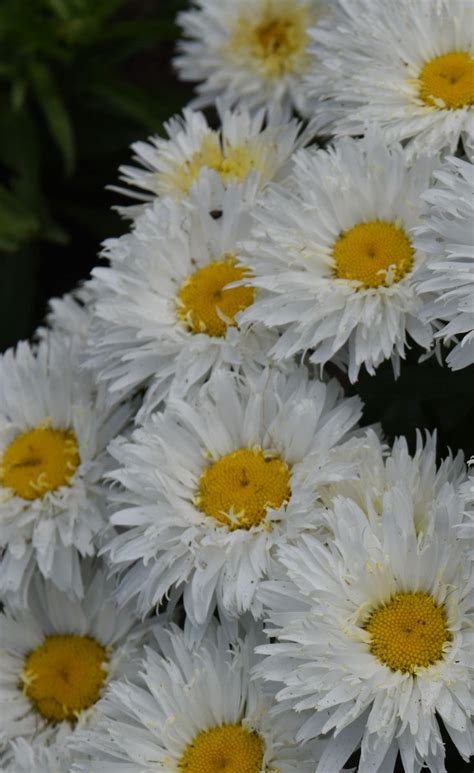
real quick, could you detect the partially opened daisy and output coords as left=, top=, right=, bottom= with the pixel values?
left=304, top=428, right=469, bottom=538
left=175, top=0, right=330, bottom=116
left=0, top=334, right=132, bottom=604
left=37, top=281, right=96, bottom=345
left=240, top=131, right=437, bottom=381
left=103, top=365, right=362, bottom=625
left=306, top=0, right=474, bottom=160
left=114, top=104, right=305, bottom=208
left=0, top=563, right=145, bottom=769
left=71, top=619, right=323, bottom=771
left=415, top=155, right=474, bottom=370
left=87, top=176, right=277, bottom=418
left=257, top=494, right=474, bottom=772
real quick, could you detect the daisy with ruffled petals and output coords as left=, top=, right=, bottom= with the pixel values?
left=256, top=493, right=474, bottom=772
left=0, top=334, right=132, bottom=605
left=102, top=365, right=362, bottom=626
left=304, top=428, right=469, bottom=539
left=71, top=619, right=324, bottom=772
left=240, top=130, right=438, bottom=381
left=87, top=176, right=278, bottom=418
left=114, top=104, right=305, bottom=209
left=0, top=564, right=145, bottom=771
left=175, top=0, right=331, bottom=116
left=306, top=0, right=474, bottom=160
left=415, top=155, right=474, bottom=370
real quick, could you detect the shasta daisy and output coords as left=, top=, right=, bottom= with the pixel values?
left=102, top=365, right=362, bottom=625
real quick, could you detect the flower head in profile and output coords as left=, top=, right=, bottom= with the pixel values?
left=71, top=619, right=324, bottom=771
left=114, top=104, right=305, bottom=209
left=306, top=0, right=474, bottom=160
left=175, top=0, right=331, bottom=116
left=102, top=365, right=362, bottom=626
left=240, top=130, right=438, bottom=381
left=415, top=155, right=474, bottom=370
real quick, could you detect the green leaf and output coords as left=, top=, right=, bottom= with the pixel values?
left=28, top=60, right=75, bottom=174
left=0, top=185, right=40, bottom=251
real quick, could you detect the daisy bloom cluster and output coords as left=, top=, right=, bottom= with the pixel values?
left=1, top=0, right=473, bottom=770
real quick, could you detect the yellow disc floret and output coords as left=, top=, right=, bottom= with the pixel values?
left=196, top=447, right=291, bottom=530
left=332, top=220, right=414, bottom=288
left=419, top=51, right=474, bottom=109
left=1, top=424, right=80, bottom=500
left=230, top=1, right=311, bottom=77
left=365, top=592, right=451, bottom=673
left=172, top=135, right=258, bottom=194
left=21, top=635, right=108, bottom=722
left=177, top=257, right=254, bottom=337
left=178, top=723, right=264, bottom=773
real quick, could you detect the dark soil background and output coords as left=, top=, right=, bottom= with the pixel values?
left=0, top=2, right=472, bottom=770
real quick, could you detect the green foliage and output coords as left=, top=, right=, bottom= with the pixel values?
left=0, top=0, right=187, bottom=253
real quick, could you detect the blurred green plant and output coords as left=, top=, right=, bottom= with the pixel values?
left=0, top=0, right=186, bottom=252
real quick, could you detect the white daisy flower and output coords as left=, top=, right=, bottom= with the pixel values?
left=306, top=0, right=474, bottom=160
left=1, top=736, right=63, bottom=772
left=175, top=0, right=331, bottom=116
left=0, top=334, right=133, bottom=605
left=102, top=365, right=362, bottom=626
left=37, top=282, right=96, bottom=346
left=87, top=176, right=278, bottom=418
left=304, top=428, right=469, bottom=538
left=256, top=495, right=474, bottom=772
left=458, top=470, right=474, bottom=559
left=0, top=563, right=145, bottom=768
left=415, top=156, right=474, bottom=370
left=240, top=131, right=438, bottom=382
left=71, top=619, right=324, bottom=772
left=113, top=104, right=306, bottom=208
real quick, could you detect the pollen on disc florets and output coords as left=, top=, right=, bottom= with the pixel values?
left=332, top=220, right=414, bottom=288
left=1, top=423, right=80, bottom=500
left=229, top=1, right=311, bottom=78
left=176, top=256, right=254, bottom=337
left=196, top=447, right=291, bottom=530
left=418, top=51, right=474, bottom=110
left=364, top=592, right=452, bottom=673
left=21, top=634, right=108, bottom=722
left=178, top=723, right=265, bottom=773
left=172, top=135, right=258, bottom=194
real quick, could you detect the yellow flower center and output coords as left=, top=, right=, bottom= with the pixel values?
left=332, top=220, right=414, bottom=288
left=1, top=425, right=80, bottom=500
left=365, top=592, right=451, bottom=673
left=196, top=447, right=291, bottom=530
left=173, top=135, right=257, bottom=194
left=418, top=51, right=474, bottom=109
left=177, top=257, right=254, bottom=337
left=230, top=2, right=310, bottom=77
left=21, top=635, right=108, bottom=722
left=178, top=723, right=264, bottom=773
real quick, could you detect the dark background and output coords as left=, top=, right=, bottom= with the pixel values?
left=0, top=2, right=472, bottom=770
